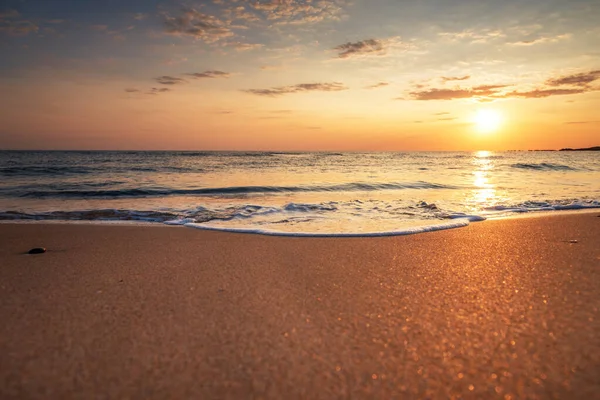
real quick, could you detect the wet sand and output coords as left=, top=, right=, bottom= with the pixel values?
left=1, top=213, right=599, bottom=399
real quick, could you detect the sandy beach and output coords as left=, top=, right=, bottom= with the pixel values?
left=1, top=212, right=599, bottom=399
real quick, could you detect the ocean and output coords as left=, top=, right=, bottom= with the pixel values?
left=1, top=150, right=599, bottom=236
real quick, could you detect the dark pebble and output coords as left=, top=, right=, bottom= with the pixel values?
left=28, top=247, right=46, bottom=254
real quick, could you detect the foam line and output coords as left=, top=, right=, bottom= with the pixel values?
left=182, top=219, right=471, bottom=237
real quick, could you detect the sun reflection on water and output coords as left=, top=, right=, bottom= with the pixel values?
left=469, top=151, right=498, bottom=210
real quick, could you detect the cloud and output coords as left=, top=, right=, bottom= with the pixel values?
left=0, top=10, right=39, bottom=35
left=90, top=24, right=108, bottom=31
left=333, top=36, right=413, bottom=59
left=225, top=41, right=263, bottom=51
left=222, top=5, right=260, bottom=23
left=441, top=75, right=470, bottom=82
left=156, top=76, right=187, bottom=85
left=133, top=13, right=148, bottom=21
left=546, top=70, right=600, bottom=87
left=0, top=10, right=20, bottom=19
left=164, top=57, right=188, bottom=66
left=147, top=88, right=171, bottom=95
left=564, top=121, right=596, bottom=125
left=260, top=65, right=285, bottom=71
left=434, top=112, right=450, bottom=116
left=508, top=34, right=571, bottom=46
left=502, top=88, right=587, bottom=98
left=124, top=88, right=140, bottom=93
left=409, top=81, right=593, bottom=100
left=187, top=70, right=231, bottom=79
left=334, top=39, right=386, bottom=59
left=163, top=8, right=233, bottom=43
left=439, top=29, right=505, bottom=44
left=243, top=82, right=348, bottom=97
left=409, top=85, right=509, bottom=100
left=437, top=117, right=457, bottom=121
left=247, top=0, right=348, bottom=25
left=365, top=82, right=389, bottom=89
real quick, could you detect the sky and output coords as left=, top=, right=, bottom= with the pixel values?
left=1, top=0, right=599, bottom=151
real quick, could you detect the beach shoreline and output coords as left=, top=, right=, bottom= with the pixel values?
left=1, top=207, right=599, bottom=236
left=1, top=212, right=599, bottom=399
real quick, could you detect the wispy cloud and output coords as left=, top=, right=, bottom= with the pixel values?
left=502, top=88, right=587, bottom=98
left=147, top=88, right=171, bottom=95
left=332, top=37, right=410, bottom=59
left=507, top=33, right=572, bottom=46
left=163, top=1, right=349, bottom=45
left=441, top=75, right=470, bottom=82
left=90, top=24, right=108, bottom=31
left=0, top=10, right=20, bottom=19
left=124, top=88, right=140, bottom=93
left=156, top=76, right=187, bottom=85
left=564, top=121, right=598, bottom=125
left=365, top=82, right=389, bottom=89
left=224, top=41, right=263, bottom=51
left=439, top=29, right=505, bottom=44
left=247, top=0, right=348, bottom=25
left=334, top=39, right=386, bottom=59
left=0, top=9, right=38, bottom=35
left=187, top=70, right=231, bottom=79
left=546, top=70, right=600, bottom=87
left=409, top=85, right=509, bottom=100
left=408, top=67, right=600, bottom=101
left=260, top=65, right=285, bottom=71
left=243, top=82, right=348, bottom=97
left=163, top=8, right=233, bottom=43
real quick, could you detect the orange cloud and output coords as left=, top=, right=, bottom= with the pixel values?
left=243, top=82, right=348, bottom=97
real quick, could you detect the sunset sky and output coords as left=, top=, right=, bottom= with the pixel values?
left=1, top=0, right=599, bottom=151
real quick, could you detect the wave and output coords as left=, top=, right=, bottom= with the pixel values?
left=510, top=163, right=578, bottom=171
left=2, top=198, right=598, bottom=236
left=0, top=166, right=99, bottom=176
left=16, top=181, right=459, bottom=199
left=0, top=165, right=199, bottom=176
left=0, top=202, right=340, bottom=224
left=0, top=209, right=180, bottom=222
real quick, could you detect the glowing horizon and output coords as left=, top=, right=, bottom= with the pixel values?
left=1, top=0, right=599, bottom=151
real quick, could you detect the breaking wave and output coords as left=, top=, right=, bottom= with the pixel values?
left=510, top=163, right=578, bottom=171
left=14, top=181, right=459, bottom=199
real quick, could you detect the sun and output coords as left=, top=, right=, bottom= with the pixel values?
left=474, top=109, right=503, bottom=133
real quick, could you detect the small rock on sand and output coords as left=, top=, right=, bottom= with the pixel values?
left=28, top=247, right=46, bottom=254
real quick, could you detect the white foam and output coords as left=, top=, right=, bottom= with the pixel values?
left=482, top=201, right=600, bottom=217
left=164, top=218, right=196, bottom=225
left=446, top=213, right=487, bottom=222
left=182, top=218, right=471, bottom=237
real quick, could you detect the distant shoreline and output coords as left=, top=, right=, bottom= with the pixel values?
left=558, top=146, right=600, bottom=151
left=529, top=146, right=600, bottom=152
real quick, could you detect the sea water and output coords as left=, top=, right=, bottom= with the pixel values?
left=1, top=150, right=598, bottom=236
